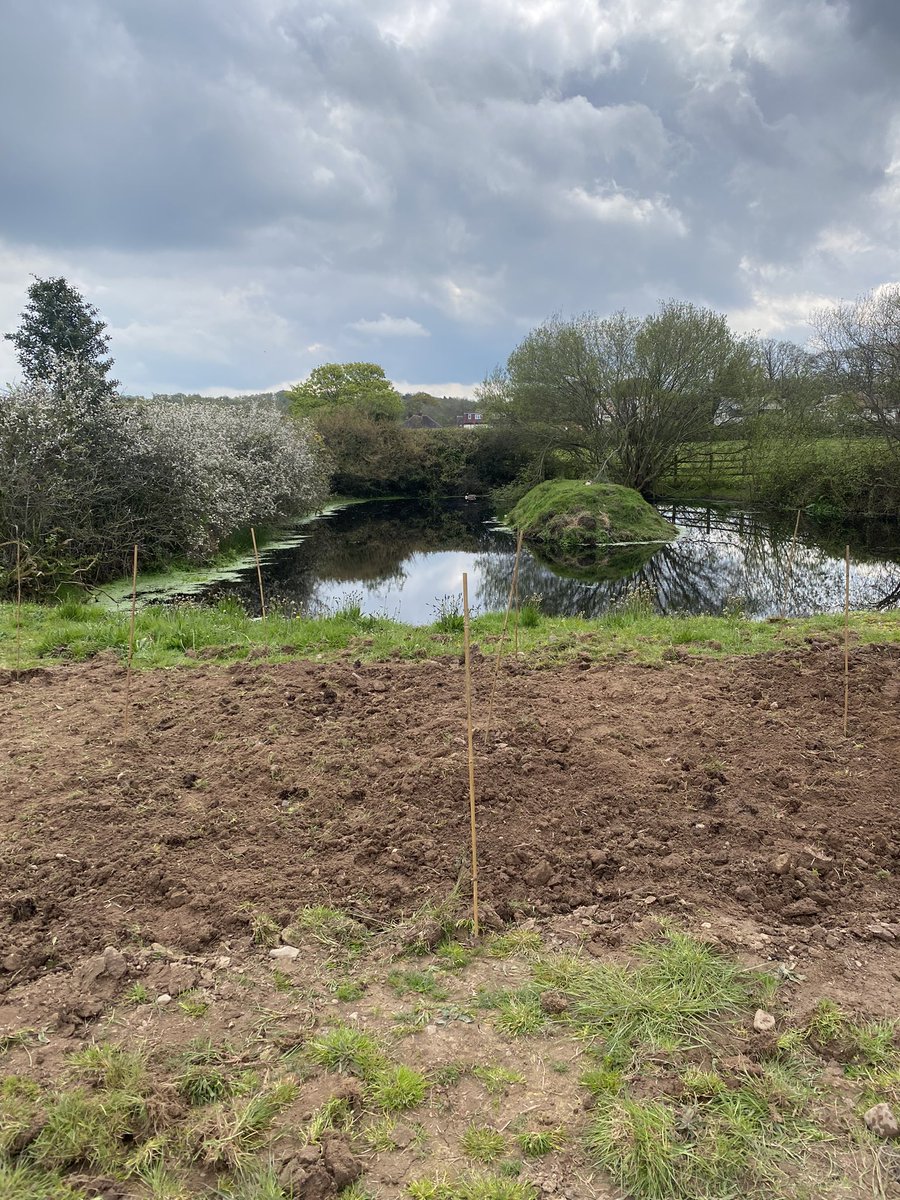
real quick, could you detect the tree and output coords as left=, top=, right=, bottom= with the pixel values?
left=481, top=301, right=751, bottom=492
left=738, top=337, right=826, bottom=429
left=811, top=285, right=900, bottom=454
left=5, top=276, right=118, bottom=405
left=288, top=362, right=403, bottom=423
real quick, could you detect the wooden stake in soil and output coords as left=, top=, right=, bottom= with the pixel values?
left=843, top=544, right=851, bottom=736
left=14, top=537, right=22, bottom=677
left=483, top=527, right=524, bottom=746
left=462, top=572, right=480, bottom=938
left=125, top=544, right=138, bottom=736
left=250, top=526, right=267, bottom=622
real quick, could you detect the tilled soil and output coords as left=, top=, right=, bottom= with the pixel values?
left=1, top=641, right=899, bottom=993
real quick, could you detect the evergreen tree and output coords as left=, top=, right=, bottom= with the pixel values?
left=5, top=276, right=118, bottom=405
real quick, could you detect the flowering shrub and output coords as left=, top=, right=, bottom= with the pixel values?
left=0, top=374, right=329, bottom=595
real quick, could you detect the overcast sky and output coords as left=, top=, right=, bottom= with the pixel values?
left=1, top=0, right=899, bottom=397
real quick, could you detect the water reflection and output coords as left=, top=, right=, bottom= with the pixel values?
left=165, top=498, right=900, bottom=623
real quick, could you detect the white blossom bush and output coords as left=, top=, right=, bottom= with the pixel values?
left=1, top=374, right=329, bottom=595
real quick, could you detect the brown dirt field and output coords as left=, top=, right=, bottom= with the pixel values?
left=1, top=641, right=899, bottom=997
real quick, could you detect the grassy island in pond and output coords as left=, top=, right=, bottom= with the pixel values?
left=507, top=480, right=678, bottom=559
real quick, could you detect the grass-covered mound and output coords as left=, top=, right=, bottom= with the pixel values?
left=507, top=480, right=677, bottom=557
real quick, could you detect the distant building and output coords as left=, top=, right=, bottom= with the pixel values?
left=456, top=411, right=484, bottom=428
left=403, top=412, right=441, bottom=429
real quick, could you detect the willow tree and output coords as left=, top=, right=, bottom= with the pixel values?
left=481, top=301, right=752, bottom=493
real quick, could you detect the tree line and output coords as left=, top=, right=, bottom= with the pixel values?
left=477, top=292, right=900, bottom=500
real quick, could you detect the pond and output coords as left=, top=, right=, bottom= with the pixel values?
left=130, top=498, right=900, bottom=623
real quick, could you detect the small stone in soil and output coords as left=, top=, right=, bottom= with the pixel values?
left=753, top=1009, right=776, bottom=1033
left=864, top=1102, right=899, bottom=1140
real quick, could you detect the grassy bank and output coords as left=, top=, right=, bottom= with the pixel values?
left=1, top=598, right=898, bottom=672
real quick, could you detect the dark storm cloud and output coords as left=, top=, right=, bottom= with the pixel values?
left=1, top=0, right=899, bottom=392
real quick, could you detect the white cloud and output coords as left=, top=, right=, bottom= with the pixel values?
left=567, top=186, right=688, bottom=236
left=349, top=313, right=430, bottom=337
left=392, top=379, right=479, bottom=398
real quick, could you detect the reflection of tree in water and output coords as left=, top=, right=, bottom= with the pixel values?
left=478, top=504, right=900, bottom=618
left=187, top=498, right=900, bottom=620
left=200, top=500, right=502, bottom=614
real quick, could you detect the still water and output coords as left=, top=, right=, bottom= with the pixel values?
left=148, top=498, right=900, bottom=623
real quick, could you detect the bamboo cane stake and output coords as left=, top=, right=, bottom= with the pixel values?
left=843, top=544, right=851, bottom=736
left=15, top=537, right=22, bottom=677
left=513, top=555, right=522, bottom=659
left=462, top=572, right=480, bottom=938
left=250, top=527, right=267, bottom=622
left=781, top=508, right=802, bottom=618
left=125, top=544, right=138, bottom=736
left=483, top=528, right=524, bottom=746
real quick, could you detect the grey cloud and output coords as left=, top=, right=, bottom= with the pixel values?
left=1, top=0, right=899, bottom=392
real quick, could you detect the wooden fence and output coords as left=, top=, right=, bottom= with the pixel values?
left=669, top=445, right=751, bottom=486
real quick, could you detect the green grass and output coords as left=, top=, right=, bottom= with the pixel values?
left=535, top=929, right=760, bottom=1064
left=189, top=1079, right=297, bottom=1170
left=4, top=598, right=899, bottom=672
left=587, top=1075, right=824, bottom=1200
left=282, top=906, right=369, bottom=952
left=471, top=1065, right=525, bottom=1096
left=28, top=1087, right=148, bottom=1172
left=492, top=992, right=546, bottom=1038
left=0, top=1160, right=88, bottom=1200
left=460, top=1124, right=507, bottom=1162
left=369, top=1063, right=429, bottom=1112
left=301, top=1094, right=354, bottom=1143
left=515, top=1128, right=566, bottom=1156
left=507, top=479, right=677, bottom=549
left=387, top=968, right=449, bottom=1000
left=407, top=1173, right=538, bottom=1199
left=487, top=930, right=543, bottom=959
left=174, top=1063, right=232, bottom=1106
left=307, top=1026, right=386, bottom=1078
left=306, top=1024, right=428, bottom=1111
left=333, top=977, right=367, bottom=1001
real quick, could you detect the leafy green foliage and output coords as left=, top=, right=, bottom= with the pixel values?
left=5, top=275, right=117, bottom=405
left=482, top=302, right=750, bottom=491
left=289, top=362, right=404, bottom=422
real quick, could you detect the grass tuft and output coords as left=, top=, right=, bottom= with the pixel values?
left=308, top=1026, right=386, bottom=1079
left=515, top=1127, right=566, bottom=1156
left=461, top=1124, right=507, bottom=1163
left=369, top=1064, right=429, bottom=1112
left=493, top=994, right=546, bottom=1038
left=190, top=1078, right=298, bottom=1170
